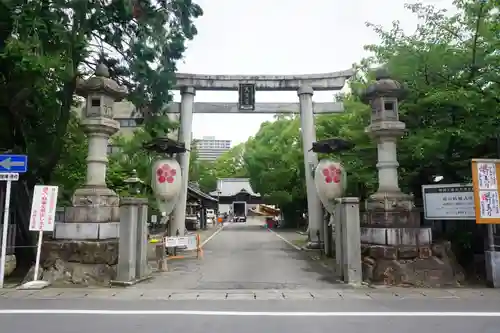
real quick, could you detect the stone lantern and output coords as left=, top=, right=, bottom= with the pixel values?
left=42, top=63, right=128, bottom=286
left=66, top=63, right=127, bottom=222
left=360, top=69, right=439, bottom=285
left=362, top=68, right=407, bottom=198
left=74, top=63, right=128, bottom=200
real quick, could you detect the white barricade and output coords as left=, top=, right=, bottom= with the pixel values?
left=164, top=234, right=202, bottom=259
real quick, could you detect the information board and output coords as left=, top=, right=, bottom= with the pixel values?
left=471, top=159, right=500, bottom=224
left=421, top=184, right=475, bottom=220
left=164, top=235, right=198, bottom=250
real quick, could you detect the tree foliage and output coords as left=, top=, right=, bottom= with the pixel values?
left=0, top=0, right=202, bottom=188
left=358, top=0, right=500, bottom=198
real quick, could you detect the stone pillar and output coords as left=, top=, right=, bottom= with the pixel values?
left=376, top=138, right=400, bottom=193
left=136, top=201, right=149, bottom=279
left=337, top=198, right=362, bottom=285
left=171, top=86, right=195, bottom=236
left=115, top=198, right=139, bottom=283
left=38, top=64, right=127, bottom=286
left=298, top=85, right=323, bottom=248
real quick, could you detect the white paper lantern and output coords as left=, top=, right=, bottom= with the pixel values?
left=151, top=158, right=182, bottom=215
left=314, top=159, right=347, bottom=213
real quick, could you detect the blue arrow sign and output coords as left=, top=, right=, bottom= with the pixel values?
left=0, top=154, right=28, bottom=173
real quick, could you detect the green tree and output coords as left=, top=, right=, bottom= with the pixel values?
left=244, top=115, right=306, bottom=226
left=359, top=0, right=500, bottom=199
left=212, top=143, right=249, bottom=178
left=1, top=0, right=202, bottom=188
left=196, top=161, right=218, bottom=193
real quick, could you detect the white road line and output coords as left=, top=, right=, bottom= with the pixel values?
left=0, top=310, right=499, bottom=316
left=200, top=224, right=225, bottom=248
left=267, top=228, right=303, bottom=251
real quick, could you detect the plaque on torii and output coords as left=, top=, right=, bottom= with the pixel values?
left=238, top=83, right=255, bottom=111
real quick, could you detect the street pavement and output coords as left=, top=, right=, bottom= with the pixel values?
left=137, top=216, right=341, bottom=290
left=1, top=217, right=500, bottom=332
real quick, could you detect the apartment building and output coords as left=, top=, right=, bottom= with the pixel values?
left=195, top=136, right=231, bottom=161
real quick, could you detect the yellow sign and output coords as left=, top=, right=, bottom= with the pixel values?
left=471, top=159, right=500, bottom=224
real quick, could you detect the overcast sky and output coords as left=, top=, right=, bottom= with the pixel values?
left=172, top=0, right=453, bottom=145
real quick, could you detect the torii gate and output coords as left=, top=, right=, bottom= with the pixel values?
left=167, top=70, right=353, bottom=246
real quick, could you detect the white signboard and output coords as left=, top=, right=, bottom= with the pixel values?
left=177, top=236, right=189, bottom=247
left=29, top=185, right=59, bottom=231
left=164, top=235, right=198, bottom=250
left=0, top=173, right=19, bottom=181
left=165, top=237, right=178, bottom=247
left=186, top=236, right=198, bottom=251
left=422, top=184, right=475, bottom=220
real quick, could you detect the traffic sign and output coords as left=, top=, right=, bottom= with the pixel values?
left=0, top=154, right=28, bottom=173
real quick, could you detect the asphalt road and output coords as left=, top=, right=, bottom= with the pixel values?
left=139, top=217, right=340, bottom=290
left=1, top=298, right=500, bottom=333
left=2, top=218, right=500, bottom=332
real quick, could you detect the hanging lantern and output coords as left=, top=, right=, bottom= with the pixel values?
left=314, top=159, right=347, bottom=213
left=151, top=158, right=182, bottom=215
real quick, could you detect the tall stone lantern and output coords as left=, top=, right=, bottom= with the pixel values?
left=41, top=64, right=128, bottom=286
left=360, top=69, right=435, bottom=284
left=70, top=63, right=127, bottom=219
left=362, top=69, right=408, bottom=199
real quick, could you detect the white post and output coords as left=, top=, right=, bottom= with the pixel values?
left=0, top=179, right=12, bottom=288
left=297, top=85, right=323, bottom=248
left=172, top=86, right=195, bottom=236
left=116, top=198, right=140, bottom=282
left=33, top=230, right=43, bottom=281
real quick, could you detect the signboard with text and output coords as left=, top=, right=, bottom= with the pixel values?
left=472, top=159, right=500, bottom=224
left=422, top=184, right=475, bottom=220
left=238, top=83, right=255, bottom=111
left=29, top=185, right=59, bottom=232
left=164, top=235, right=198, bottom=250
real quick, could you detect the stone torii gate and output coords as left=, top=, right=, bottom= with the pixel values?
left=167, top=70, right=354, bottom=247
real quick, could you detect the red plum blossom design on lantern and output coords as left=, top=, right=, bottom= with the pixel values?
left=156, top=163, right=177, bottom=184
left=321, top=164, right=341, bottom=184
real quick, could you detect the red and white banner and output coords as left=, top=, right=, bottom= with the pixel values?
left=29, top=185, right=58, bottom=232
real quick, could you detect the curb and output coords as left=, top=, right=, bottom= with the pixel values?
left=200, top=224, right=225, bottom=248
left=267, top=228, right=303, bottom=251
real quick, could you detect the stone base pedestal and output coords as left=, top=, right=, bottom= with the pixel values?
left=362, top=241, right=465, bottom=287
left=23, top=240, right=118, bottom=286
left=66, top=186, right=120, bottom=224
left=30, top=185, right=121, bottom=286
left=361, top=194, right=464, bottom=286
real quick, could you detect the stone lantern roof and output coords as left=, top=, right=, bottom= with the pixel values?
left=76, top=63, right=128, bottom=101
left=361, top=68, right=407, bottom=104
